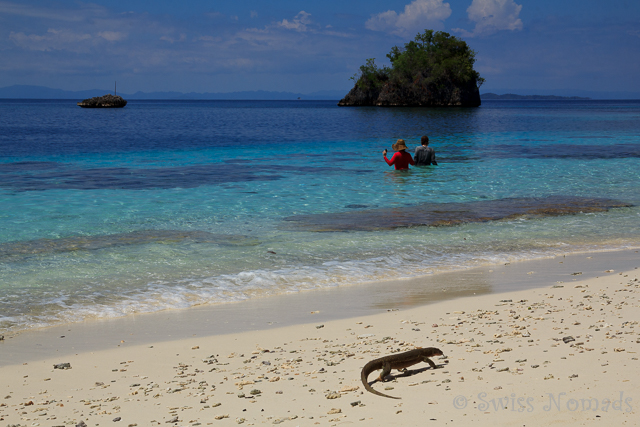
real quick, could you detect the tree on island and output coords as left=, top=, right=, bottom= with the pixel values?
left=339, top=30, right=484, bottom=107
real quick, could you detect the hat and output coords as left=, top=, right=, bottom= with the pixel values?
left=392, top=139, right=408, bottom=151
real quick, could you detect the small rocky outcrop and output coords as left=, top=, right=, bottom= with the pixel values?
left=77, top=94, right=127, bottom=108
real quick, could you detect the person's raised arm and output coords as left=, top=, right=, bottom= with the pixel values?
left=383, top=149, right=394, bottom=166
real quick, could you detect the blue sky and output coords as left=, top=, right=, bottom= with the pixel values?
left=1, top=0, right=639, bottom=95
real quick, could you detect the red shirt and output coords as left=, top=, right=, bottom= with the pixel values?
left=384, top=151, right=415, bottom=170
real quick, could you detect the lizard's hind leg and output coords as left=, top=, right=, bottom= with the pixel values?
left=377, top=363, right=392, bottom=382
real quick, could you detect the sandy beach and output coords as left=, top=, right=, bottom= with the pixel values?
left=1, top=250, right=639, bottom=426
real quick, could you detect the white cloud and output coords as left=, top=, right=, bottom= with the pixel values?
left=365, top=0, right=452, bottom=38
left=98, top=31, right=127, bottom=41
left=9, top=29, right=92, bottom=52
left=278, top=11, right=312, bottom=32
left=160, top=34, right=187, bottom=43
left=197, top=35, right=222, bottom=43
left=0, top=1, right=86, bottom=21
left=454, top=0, right=523, bottom=37
left=223, top=58, right=259, bottom=68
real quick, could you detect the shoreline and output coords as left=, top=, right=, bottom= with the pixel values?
left=2, top=248, right=638, bottom=365
left=0, top=251, right=638, bottom=425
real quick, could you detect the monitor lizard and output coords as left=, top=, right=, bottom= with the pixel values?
left=361, top=347, right=444, bottom=399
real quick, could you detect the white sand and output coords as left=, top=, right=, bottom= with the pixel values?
left=1, top=254, right=639, bottom=426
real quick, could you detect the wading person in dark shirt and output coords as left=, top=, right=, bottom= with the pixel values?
left=383, top=139, right=415, bottom=170
left=414, top=136, right=437, bottom=166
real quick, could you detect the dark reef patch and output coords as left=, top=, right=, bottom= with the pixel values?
left=0, top=230, right=259, bottom=259
left=482, top=143, right=640, bottom=160
left=0, top=161, right=61, bottom=172
left=282, top=196, right=632, bottom=232
left=433, top=143, right=640, bottom=164
left=0, top=163, right=371, bottom=191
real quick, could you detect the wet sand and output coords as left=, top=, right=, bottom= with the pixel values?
left=1, top=249, right=639, bottom=426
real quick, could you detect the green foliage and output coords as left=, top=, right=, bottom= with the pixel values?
left=350, top=58, right=390, bottom=91
left=354, top=30, right=484, bottom=93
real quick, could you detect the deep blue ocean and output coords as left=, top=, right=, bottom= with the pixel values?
left=1, top=99, right=639, bottom=332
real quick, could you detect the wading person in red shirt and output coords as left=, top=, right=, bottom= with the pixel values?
left=383, top=139, right=415, bottom=170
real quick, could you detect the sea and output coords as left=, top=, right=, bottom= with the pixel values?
left=1, top=99, right=639, bottom=334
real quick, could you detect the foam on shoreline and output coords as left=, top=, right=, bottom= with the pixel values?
left=2, top=248, right=638, bottom=365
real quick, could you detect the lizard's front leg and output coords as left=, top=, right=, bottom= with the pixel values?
left=424, top=357, right=437, bottom=369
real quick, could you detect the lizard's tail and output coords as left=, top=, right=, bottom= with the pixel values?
left=361, top=365, right=401, bottom=399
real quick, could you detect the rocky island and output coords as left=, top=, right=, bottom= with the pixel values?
left=339, top=30, right=483, bottom=107
left=77, top=94, right=127, bottom=108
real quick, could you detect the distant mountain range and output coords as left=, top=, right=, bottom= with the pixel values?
left=1, top=85, right=639, bottom=100
left=482, top=89, right=640, bottom=100
left=0, top=85, right=346, bottom=100
left=481, top=93, right=591, bottom=100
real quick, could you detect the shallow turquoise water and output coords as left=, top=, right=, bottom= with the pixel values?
left=1, top=99, right=639, bottom=332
